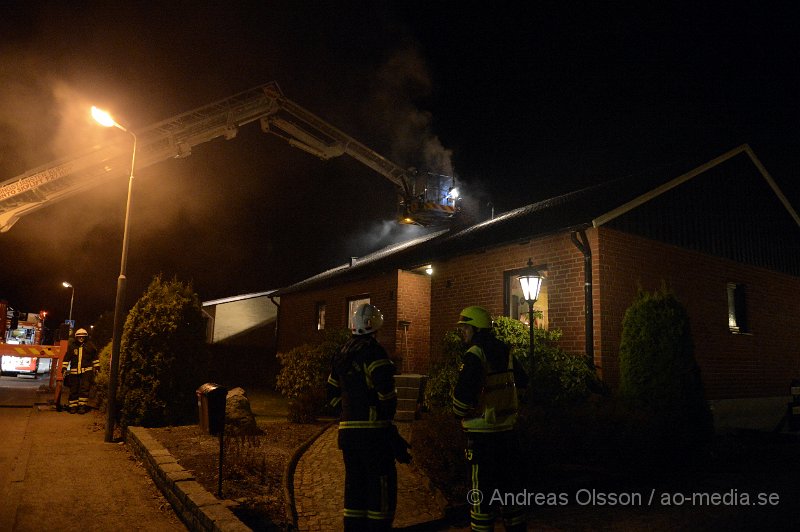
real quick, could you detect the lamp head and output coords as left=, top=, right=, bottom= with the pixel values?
left=91, top=106, right=126, bottom=131
left=517, top=258, right=544, bottom=303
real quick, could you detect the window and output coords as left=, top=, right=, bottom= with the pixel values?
left=347, top=297, right=370, bottom=331
left=727, top=283, right=748, bottom=334
left=504, top=267, right=548, bottom=328
left=316, top=302, right=326, bottom=331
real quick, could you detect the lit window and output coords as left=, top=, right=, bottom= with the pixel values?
left=727, top=283, right=748, bottom=334
left=347, top=297, right=370, bottom=331
left=316, top=302, right=326, bottom=331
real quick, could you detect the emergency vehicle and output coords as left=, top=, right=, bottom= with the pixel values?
left=1, top=306, right=51, bottom=376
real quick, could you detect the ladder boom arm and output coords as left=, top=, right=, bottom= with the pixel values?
left=0, top=81, right=417, bottom=231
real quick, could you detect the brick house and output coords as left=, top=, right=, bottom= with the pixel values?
left=274, top=145, right=800, bottom=429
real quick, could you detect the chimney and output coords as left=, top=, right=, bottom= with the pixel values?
left=349, top=257, right=358, bottom=267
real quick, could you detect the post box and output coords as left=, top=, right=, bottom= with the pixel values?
left=197, top=382, right=227, bottom=435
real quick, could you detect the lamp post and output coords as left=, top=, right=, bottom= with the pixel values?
left=517, top=258, right=543, bottom=372
left=92, top=105, right=137, bottom=443
left=62, top=281, right=75, bottom=329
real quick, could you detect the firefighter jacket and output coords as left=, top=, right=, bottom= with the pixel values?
left=327, top=334, right=397, bottom=449
left=453, top=340, right=528, bottom=433
left=63, top=339, right=100, bottom=376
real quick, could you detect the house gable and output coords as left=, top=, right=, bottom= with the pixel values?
left=596, top=146, right=800, bottom=276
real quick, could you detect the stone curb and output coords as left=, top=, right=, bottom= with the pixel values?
left=126, top=426, right=250, bottom=532
left=281, top=421, right=335, bottom=531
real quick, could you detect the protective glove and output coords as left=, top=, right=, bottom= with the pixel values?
left=389, top=424, right=412, bottom=464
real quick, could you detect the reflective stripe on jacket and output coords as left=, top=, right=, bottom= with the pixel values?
left=327, top=335, right=397, bottom=446
left=454, top=345, right=519, bottom=433
left=64, top=341, right=99, bottom=375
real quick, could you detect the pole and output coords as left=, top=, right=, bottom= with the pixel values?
left=528, top=302, right=535, bottom=373
left=105, top=130, right=137, bottom=443
left=218, top=432, right=224, bottom=498
left=68, top=287, right=74, bottom=324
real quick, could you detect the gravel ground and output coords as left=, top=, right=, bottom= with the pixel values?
left=149, top=420, right=324, bottom=531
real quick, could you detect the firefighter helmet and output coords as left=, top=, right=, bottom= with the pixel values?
left=457, top=306, right=492, bottom=329
left=352, top=304, right=384, bottom=335
left=75, top=328, right=89, bottom=337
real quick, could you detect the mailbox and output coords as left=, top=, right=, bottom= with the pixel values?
left=197, top=382, right=227, bottom=435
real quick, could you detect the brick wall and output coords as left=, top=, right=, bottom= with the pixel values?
left=396, top=270, right=431, bottom=373
left=277, top=272, right=400, bottom=360
left=596, top=226, right=800, bottom=399
left=429, top=231, right=596, bottom=365
left=276, top=226, right=799, bottom=402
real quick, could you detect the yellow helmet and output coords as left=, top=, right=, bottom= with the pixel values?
left=75, top=328, right=89, bottom=337
left=457, top=306, right=492, bottom=329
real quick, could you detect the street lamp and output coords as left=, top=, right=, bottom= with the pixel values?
left=517, top=258, right=544, bottom=371
left=92, top=105, right=137, bottom=443
left=62, top=281, right=75, bottom=328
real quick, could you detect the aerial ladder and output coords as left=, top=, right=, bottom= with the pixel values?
left=0, top=82, right=458, bottom=232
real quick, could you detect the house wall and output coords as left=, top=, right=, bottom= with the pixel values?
left=207, top=296, right=278, bottom=345
left=596, top=226, right=800, bottom=401
left=395, top=270, right=431, bottom=374
left=277, top=223, right=799, bottom=416
left=277, top=270, right=432, bottom=373
left=429, top=231, right=598, bottom=366
left=275, top=271, right=398, bottom=357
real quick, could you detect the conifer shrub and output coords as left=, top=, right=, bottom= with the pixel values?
left=275, top=328, right=350, bottom=422
left=93, top=342, right=112, bottom=410
left=117, top=275, right=208, bottom=428
left=618, top=287, right=713, bottom=458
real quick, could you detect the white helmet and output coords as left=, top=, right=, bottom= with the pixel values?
left=75, top=328, right=89, bottom=338
left=352, top=304, right=384, bottom=335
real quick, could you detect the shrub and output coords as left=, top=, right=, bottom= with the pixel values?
left=93, top=341, right=112, bottom=410
left=117, top=275, right=208, bottom=428
left=275, top=328, right=349, bottom=422
left=423, top=316, right=596, bottom=413
left=409, top=411, right=469, bottom=502
left=223, top=432, right=269, bottom=483
left=618, top=286, right=713, bottom=456
left=494, top=316, right=596, bottom=405
left=422, top=331, right=462, bottom=413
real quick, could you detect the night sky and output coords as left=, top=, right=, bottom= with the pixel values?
left=1, top=1, right=798, bottom=331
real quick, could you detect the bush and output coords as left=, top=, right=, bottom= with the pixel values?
left=275, top=328, right=350, bottom=422
left=117, top=275, right=208, bottom=428
left=422, top=331, right=462, bottom=412
left=423, top=316, right=596, bottom=413
left=493, top=316, right=596, bottom=406
left=93, top=341, right=112, bottom=410
left=409, top=411, right=469, bottom=501
left=618, top=286, right=713, bottom=456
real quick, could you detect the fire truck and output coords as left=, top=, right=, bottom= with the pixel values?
left=0, top=81, right=459, bottom=232
left=0, top=305, right=54, bottom=376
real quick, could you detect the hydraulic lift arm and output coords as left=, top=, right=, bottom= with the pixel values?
left=0, top=82, right=452, bottom=232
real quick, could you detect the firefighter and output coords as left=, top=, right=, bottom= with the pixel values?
left=62, top=328, right=100, bottom=414
left=452, top=306, right=528, bottom=532
left=327, top=303, right=397, bottom=531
